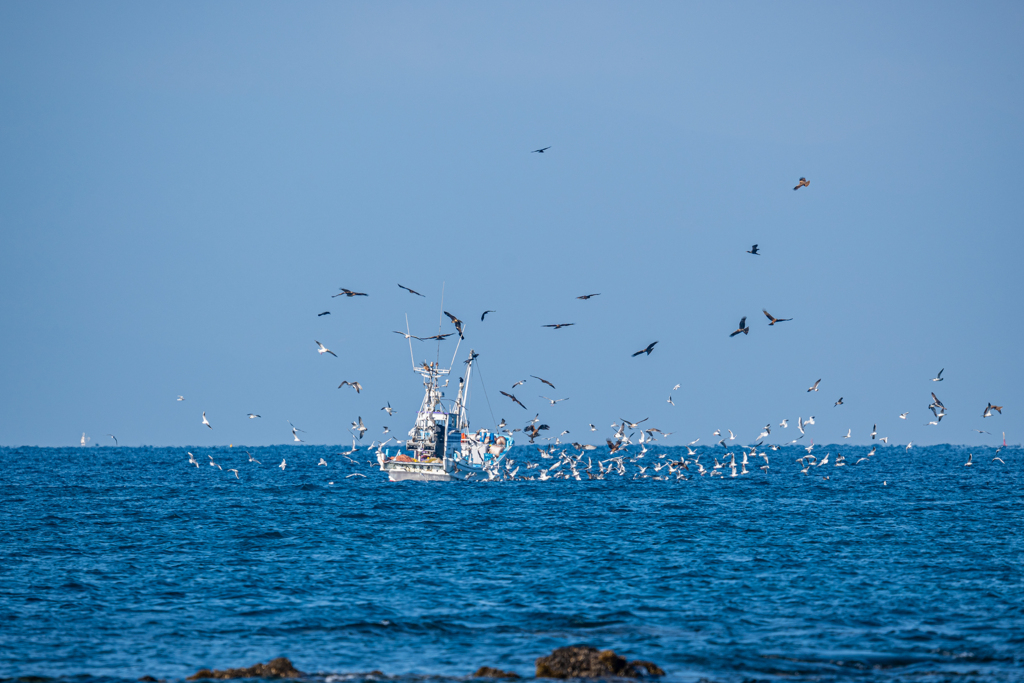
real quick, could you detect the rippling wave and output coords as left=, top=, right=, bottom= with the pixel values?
left=0, top=444, right=1021, bottom=683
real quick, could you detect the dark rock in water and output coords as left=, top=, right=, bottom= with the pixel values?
left=535, top=646, right=664, bottom=679
left=138, top=677, right=159, bottom=682
left=187, top=658, right=304, bottom=680
left=472, top=667, right=520, bottom=679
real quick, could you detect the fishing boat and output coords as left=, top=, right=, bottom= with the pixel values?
left=378, top=347, right=513, bottom=482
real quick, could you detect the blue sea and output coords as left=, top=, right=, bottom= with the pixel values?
left=1, top=444, right=1021, bottom=683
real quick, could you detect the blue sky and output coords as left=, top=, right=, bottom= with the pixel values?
left=1, top=2, right=1021, bottom=447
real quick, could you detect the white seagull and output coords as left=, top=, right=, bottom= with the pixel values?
left=202, top=412, right=212, bottom=429
left=807, top=379, right=821, bottom=392
left=176, top=395, right=185, bottom=401
left=932, top=368, right=944, bottom=382
left=247, top=413, right=261, bottom=419
left=315, top=340, right=337, bottom=357
left=279, top=458, right=286, bottom=470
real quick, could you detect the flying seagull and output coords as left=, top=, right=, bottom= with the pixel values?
left=632, top=341, right=658, bottom=357
left=202, top=412, right=212, bottom=429
left=247, top=413, right=261, bottom=419
left=176, top=395, right=184, bottom=401
left=338, top=381, right=363, bottom=393
left=808, top=379, right=821, bottom=392
left=531, top=146, right=551, bottom=153
left=315, top=340, right=337, bottom=357
left=729, top=317, right=749, bottom=337
left=576, top=293, right=600, bottom=300
left=834, top=397, right=844, bottom=407
left=318, top=311, right=330, bottom=316
left=983, top=403, right=1003, bottom=418
left=747, top=244, right=760, bottom=255
left=541, top=396, right=569, bottom=405
left=481, top=310, right=495, bottom=321
left=398, top=284, right=425, bottom=297
left=899, top=412, right=909, bottom=419
left=499, top=391, right=527, bottom=410
left=333, top=288, right=368, bottom=297
left=542, top=323, right=575, bottom=329
left=531, top=375, right=556, bottom=389
left=393, top=330, right=424, bottom=341
left=794, top=177, right=810, bottom=190
left=107, top=434, right=118, bottom=446
left=763, top=309, right=792, bottom=325
left=381, top=402, right=394, bottom=416
left=932, top=368, right=944, bottom=382
left=511, top=379, right=526, bottom=388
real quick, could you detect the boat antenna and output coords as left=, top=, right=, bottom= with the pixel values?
left=472, top=355, right=499, bottom=431
left=448, top=324, right=464, bottom=371
left=435, top=281, right=444, bottom=376
left=405, top=313, right=416, bottom=372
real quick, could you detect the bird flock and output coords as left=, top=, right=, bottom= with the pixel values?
left=78, top=163, right=1010, bottom=483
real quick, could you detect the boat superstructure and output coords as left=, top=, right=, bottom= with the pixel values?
left=379, top=346, right=513, bottom=482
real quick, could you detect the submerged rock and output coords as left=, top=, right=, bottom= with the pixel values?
left=471, top=667, right=520, bottom=679
left=187, top=658, right=305, bottom=680
left=535, top=646, right=664, bottom=679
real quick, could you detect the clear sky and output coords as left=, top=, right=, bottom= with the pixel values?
left=1, top=2, right=1021, bottom=448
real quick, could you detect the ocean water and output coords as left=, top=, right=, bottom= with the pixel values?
left=1, top=444, right=1021, bottom=683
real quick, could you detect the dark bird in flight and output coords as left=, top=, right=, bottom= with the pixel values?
left=834, top=397, right=844, bottom=407
left=338, top=381, right=363, bottom=393
left=525, top=423, right=550, bottom=442
left=500, top=391, right=527, bottom=410
left=531, top=375, right=556, bottom=389
left=729, top=317, right=749, bottom=337
left=444, top=311, right=464, bottom=338
left=931, top=392, right=945, bottom=410
left=632, top=341, right=658, bottom=357
left=398, top=284, right=425, bottom=297
left=333, top=288, right=368, bottom=298
left=794, top=177, right=810, bottom=190
left=576, top=293, right=601, bottom=300
left=481, top=310, right=495, bottom=321
left=763, top=309, right=792, bottom=325
left=747, top=244, right=760, bottom=255
left=542, top=323, right=575, bottom=329
left=532, top=146, right=551, bottom=153
left=620, top=417, right=649, bottom=429
left=983, top=403, right=1003, bottom=418
left=421, top=333, right=455, bottom=341
left=318, top=311, right=330, bottom=316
